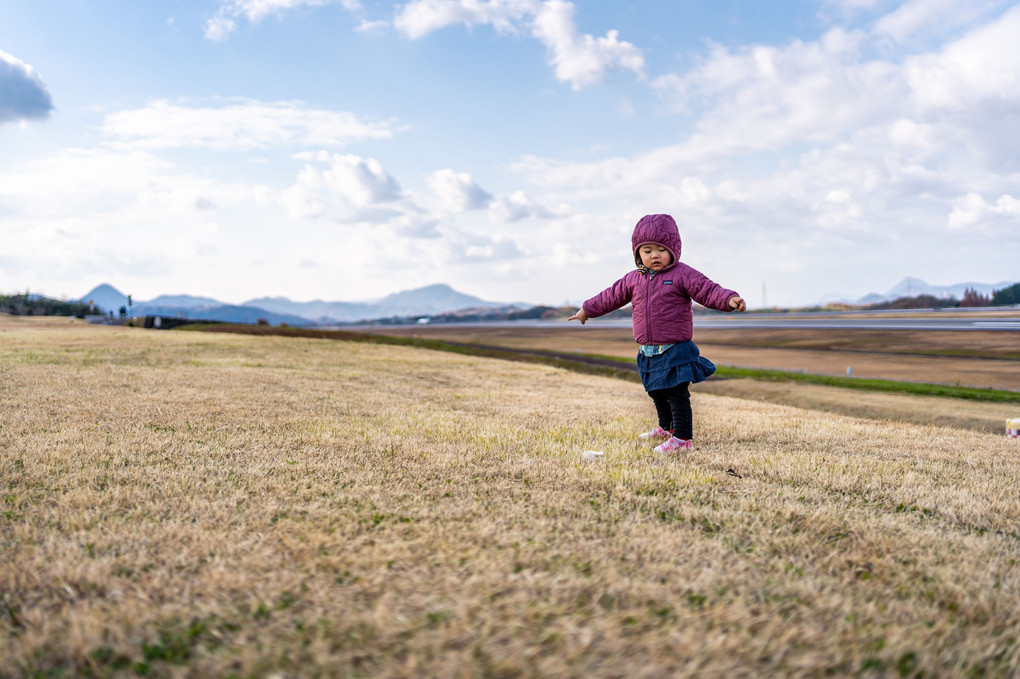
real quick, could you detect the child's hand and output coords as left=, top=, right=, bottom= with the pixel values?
left=728, top=296, right=746, bottom=312
left=568, top=308, right=589, bottom=324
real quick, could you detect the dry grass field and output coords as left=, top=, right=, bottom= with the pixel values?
left=3, top=315, right=1020, bottom=677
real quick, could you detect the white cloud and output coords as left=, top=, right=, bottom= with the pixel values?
left=888, top=117, right=936, bottom=149
left=500, top=4, right=1020, bottom=304
left=394, top=0, right=643, bottom=89
left=530, top=0, right=644, bottom=89
left=488, top=189, right=557, bottom=222
left=904, top=4, right=1020, bottom=110
left=208, top=0, right=644, bottom=89
left=282, top=152, right=404, bottom=221
left=101, top=100, right=396, bottom=151
left=947, top=192, right=1020, bottom=230
left=280, top=166, right=328, bottom=219
left=0, top=148, right=268, bottom=219
left=652, top=28, right=898, bottom=158
left=526, top=6, right=1018, bottom=197
left=463, top=236, right=522, bottom=259
left=283, top=152, right=557, bottom=236
left=0, top=148, right=273, bottom=296
left=355, top=18, right=390, bottom=33
left=821, top=0, right=888, bottom=10
left=205, top=0, right=363, bottom=40
left=0, top=50, right=54, bottom=124
left=394, top=0, right=537, bottom=39
left=322, top=154, right=401, bottom=205
left=874, top=0, right=1011, bottom=43
left=901, top=3, right=1020, bottom=172
left=428, top=169, right=492, bottom=212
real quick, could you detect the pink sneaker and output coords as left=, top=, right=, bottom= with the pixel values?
left=639, top=426, right=672, bottom=441
left=654, top=437, right=693, bottom=454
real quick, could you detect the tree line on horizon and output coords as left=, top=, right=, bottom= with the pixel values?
left=0, top=291, right=137, bottom=318
left=860, top=283, right=1019, bottom=310
left=0, top=292, right=96, bottom=318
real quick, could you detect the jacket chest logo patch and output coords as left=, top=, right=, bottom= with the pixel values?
left=662, top=280, right=674, bottom=285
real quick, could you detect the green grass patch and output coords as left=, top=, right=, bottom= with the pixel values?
left=712, top=365, right=1020, bottom=403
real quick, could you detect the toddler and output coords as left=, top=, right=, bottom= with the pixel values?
left=569, top=214, right=745, bottom=453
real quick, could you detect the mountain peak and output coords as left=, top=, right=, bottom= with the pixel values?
left=80, top=283, right=124, bottom=300
left=79, top=283, right=129, bottom=313
left=886, top=277, right=929, bottom=296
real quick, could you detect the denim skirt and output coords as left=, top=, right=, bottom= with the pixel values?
left=636, top=340, right=716, bottom=392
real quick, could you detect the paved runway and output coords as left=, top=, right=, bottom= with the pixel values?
left=692, top=316, right=1020, bottom=331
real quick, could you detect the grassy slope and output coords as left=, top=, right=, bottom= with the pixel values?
left=2, top=322, right=1020, bottom=677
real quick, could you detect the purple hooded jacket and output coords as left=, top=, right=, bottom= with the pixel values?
left=582, top=214, right=738, bottom=345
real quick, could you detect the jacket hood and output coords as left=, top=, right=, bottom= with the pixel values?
left=631, top=214, right=682, bottom=268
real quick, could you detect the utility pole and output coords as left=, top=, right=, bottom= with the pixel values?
left=762, top=280, right=767, bottom=309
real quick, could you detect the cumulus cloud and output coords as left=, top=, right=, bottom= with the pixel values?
left=393, top=0, right=536, bottom=39
left=903, top=3, right=1020, bottom=171
left=488, top=189, right=558, bottom=222
left=0, top=147, right=272, bottom=295
left=651, top=28, right=900, bottom=159
left=0, top=148, right=268, bottom=218
left=463, top=236, right=523, bottom=259
left=428, top=169, right=492, bottom=212
left=905, top=4, right=1020, bottom=110
left=207, top=0, right=643, bottom=89
left=205, top=0, right=363, bottom=40
left=323, top=154, right=401, bottom=205
left=281, top=152, right=403, bottom=221
left=0, top=50, right=54, bottom=124
left=502, top=2, right=1020, bottom=302
left=101, top=100, right=396, bottom=151
left=530, top=0, right=644, bottom=89
left=527, top=6, right=1020, bottom=198
left=394, top=0, right=643, bottom=89
left=821, top=0, right=889, bottom=10
left=947, top=192, right=1020, bottom=231
left=873, top=0, right=1012, bottom=43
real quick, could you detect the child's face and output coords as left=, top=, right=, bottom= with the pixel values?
left=638, top=244, right=673, bottom=271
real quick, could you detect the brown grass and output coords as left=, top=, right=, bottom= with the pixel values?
left=2, top=317, right=1020, bottom=677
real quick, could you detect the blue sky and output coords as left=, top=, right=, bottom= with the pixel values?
left=2, top=0, right=1018, bottom=308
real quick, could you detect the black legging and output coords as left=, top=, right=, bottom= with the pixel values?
left=648, top=382, right=692, bottom=440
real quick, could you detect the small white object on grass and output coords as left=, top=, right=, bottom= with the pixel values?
left=581, top=450, right=605, bottom=462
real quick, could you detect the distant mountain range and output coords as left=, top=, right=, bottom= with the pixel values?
left=79, top=283, right=514, bottom=325
left=826, top=277, right=1016, bottom=305
left=73, top=276, right=1018, bottom=325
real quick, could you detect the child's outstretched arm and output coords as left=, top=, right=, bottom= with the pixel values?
left=572, top=276, right=634, bottom=325
left=681, top=265, right=742, bottom=312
